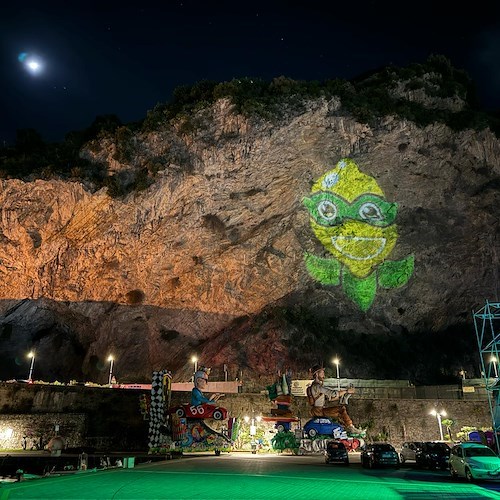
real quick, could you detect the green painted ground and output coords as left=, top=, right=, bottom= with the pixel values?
left=1, top=457, right=500, bottom=499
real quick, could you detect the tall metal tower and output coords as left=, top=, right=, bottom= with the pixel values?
left=473, top=300, right=500, bottom=452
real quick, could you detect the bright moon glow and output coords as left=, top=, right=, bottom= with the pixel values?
left=28, top=61, right=40, bottom=71
left=18, top=52, right=44, bottom=75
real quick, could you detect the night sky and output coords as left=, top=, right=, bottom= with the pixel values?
left=1, top=0, right=500, bottom=144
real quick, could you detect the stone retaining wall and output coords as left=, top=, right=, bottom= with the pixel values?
left=0, top=383, right=493, bottom=450
left=0, top=383, right=148, bottom=450
left=0, top=413, right=86, bottom=450
left=185, top=392, right=492, bottom=447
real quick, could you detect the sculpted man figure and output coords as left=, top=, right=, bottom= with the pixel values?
left=191, top=367, right=223, bottom=406
left=308, top=365, right=364, bottom=435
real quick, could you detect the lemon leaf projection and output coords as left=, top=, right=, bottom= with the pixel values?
left=304, top=252, right=341, bottom=285
left=342, top=267, right=377, bottom=312
left=303, top=158, right=414, bottom=311
left=378, top=255, right=415, bottom=289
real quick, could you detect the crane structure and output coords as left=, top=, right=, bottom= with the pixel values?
left=473, top=300, right=500, bottom=452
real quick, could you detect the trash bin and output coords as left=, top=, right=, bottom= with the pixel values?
left=123, top=457, right=135, bottom=468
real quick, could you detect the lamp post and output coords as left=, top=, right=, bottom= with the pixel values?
left=190, top=356, right=198, bottom=383
left=27, top=351, right=35, bottom=383
left=107, top=355, right=114, bottom=386
left=430, top=409, right=446, bottom=441
left=490, top=356, right=498, bottom=378
left=459, top=369, right=466, bottom=380
left=333, top=357, right=340, bottom=390
left=244, top=413, right=262, bottom=453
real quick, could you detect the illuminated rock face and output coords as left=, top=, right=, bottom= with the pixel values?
left=0, top=97, right=499, bottom=384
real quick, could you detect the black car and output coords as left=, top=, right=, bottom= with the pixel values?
left=415, top=442, right=450, bottom=470
left=325, top=440, right=349, bottom=465
left=361, top=443, right=400, bottom=468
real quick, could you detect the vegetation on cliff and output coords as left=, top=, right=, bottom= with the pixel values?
left=1, top=55, right=498, bottom=198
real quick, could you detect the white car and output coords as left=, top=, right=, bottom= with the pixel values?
left=449, top=442, right=500, bottom=481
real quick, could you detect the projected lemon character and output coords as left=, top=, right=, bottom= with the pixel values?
left=303, top=158, right=414, bottom=311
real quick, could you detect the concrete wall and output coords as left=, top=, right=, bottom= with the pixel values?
left=0, top=382, right=493, bottom=450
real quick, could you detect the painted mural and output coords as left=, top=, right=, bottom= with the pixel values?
left=303, top=158, right=414, bottom=311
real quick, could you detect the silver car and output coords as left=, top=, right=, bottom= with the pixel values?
left=400, top=441, right=422, bottom=464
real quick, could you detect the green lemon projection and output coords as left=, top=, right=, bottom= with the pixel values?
left=303, top=158, right=414, bottom=311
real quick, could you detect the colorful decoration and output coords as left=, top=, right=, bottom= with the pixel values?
left=303, top=158, right=414, bottom=311
left=190, top=366, right=224, bottom=406
left=172, top=416, right=232, bottom=452
left=298, top=437, right=364, bottom=454
left=271, top=431, right=299, bottom=453
left=139, top=393, right=150, bottom=420
left=165, top=365, right=233, bottom=454
left=307, top=365, right=365, bottom=436
left=148, top=370, right=172, bottom=451
left=264, top=369, right=300, bottom=451
left=228, top=417, right=239, bottom=442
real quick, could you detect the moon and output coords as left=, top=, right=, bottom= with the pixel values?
left=18, top=52, right=44, bottom=75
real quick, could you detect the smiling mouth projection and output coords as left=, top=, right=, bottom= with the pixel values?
left=302, top=158, right=414, bottom=311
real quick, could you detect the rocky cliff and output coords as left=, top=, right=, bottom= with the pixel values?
left=1, top=68, right=499, bottom=385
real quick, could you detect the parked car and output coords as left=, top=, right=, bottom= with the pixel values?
left=303, top=418, right=345, bottom=439
left=400, top=441, right=450, bottom=469
left=361, top=443, right=400, bottom=468
left=324, top=440, right=349, bottom=465
left=400, top=441, right=422, bottom=464
left=167, top=402, right=228, bottom=420
left=416, top=442, right=450, bottom=469
left=449, top=442, right=500, bottom=482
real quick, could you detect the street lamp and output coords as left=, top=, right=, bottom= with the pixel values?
left=459, top=369, right=466, bottom=380
left=27, top=351, right=35, bottom=383
left=490, top=356, right=498, bottom=377
left=333, top=357, right=340, bottom=390
left=107, top=355, right=114, bottom=386
left=190, top=356, right=198, bottom=383
left=430, top=409, right=446, bottom=441
left=244, top=414, right=262, bottom=453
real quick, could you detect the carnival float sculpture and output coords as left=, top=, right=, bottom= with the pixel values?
left=265, top=367, right=365, bottom=454
left=263, top=369, right=301, bottom=452
left=147, top=367, right=237, bottom=455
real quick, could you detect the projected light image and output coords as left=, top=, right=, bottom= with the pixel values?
left=303, top=158, right=414, bottom=311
